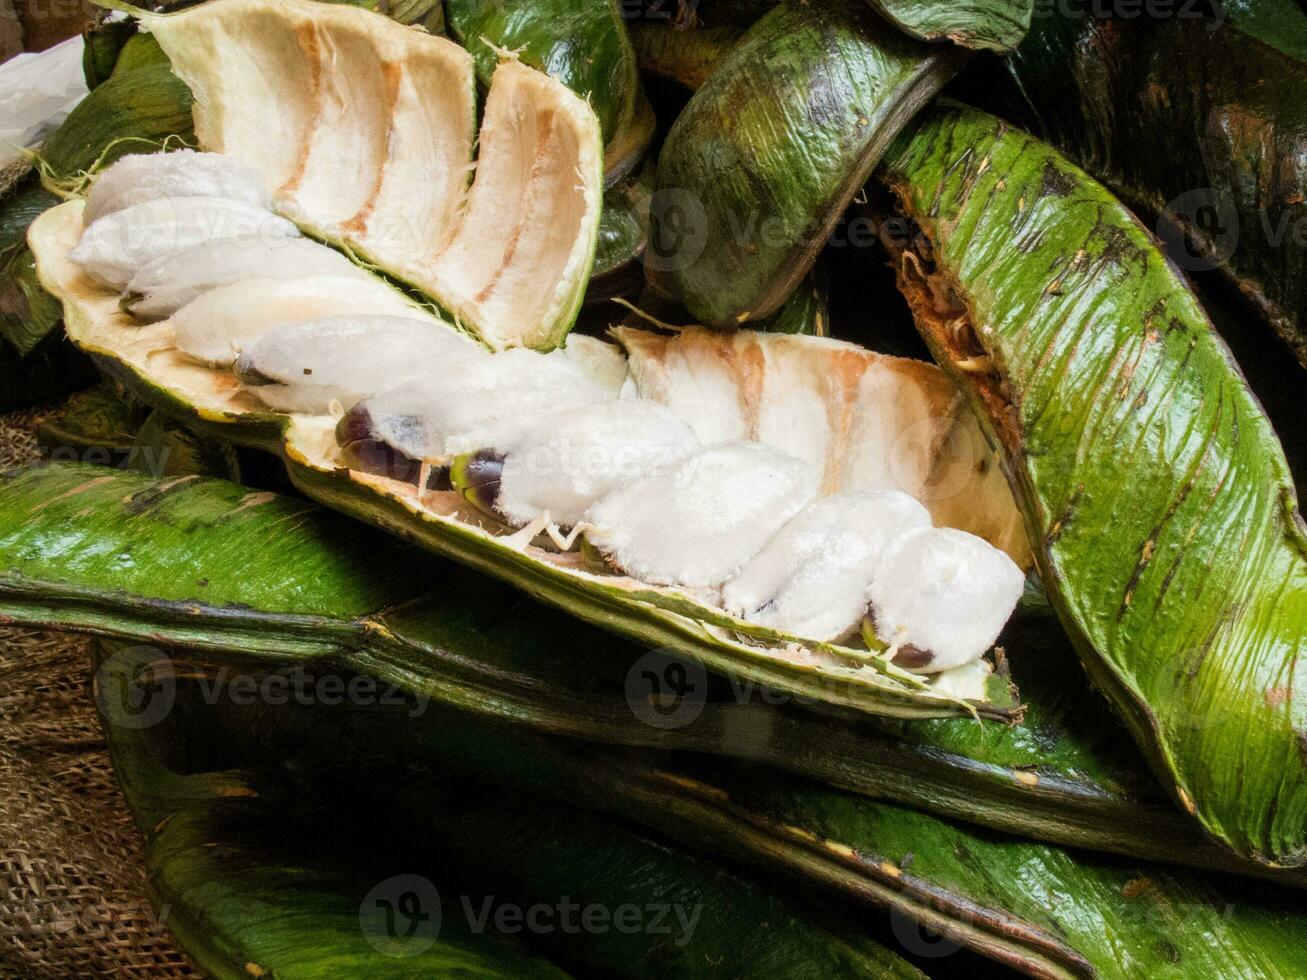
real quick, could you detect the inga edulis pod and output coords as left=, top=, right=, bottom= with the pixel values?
left=97, top=644, right=924, bottom=980
left=876, top=102, right=1307, bottom=868
left=114, top=638, right=1307, bottom=980
left=987, top=0, right=1307, bottom=369
left=2, top=461, right=1303, bottom=890
left=645, top=0, right=967, bottom=327
left=96, top=661, right=575, bottom=979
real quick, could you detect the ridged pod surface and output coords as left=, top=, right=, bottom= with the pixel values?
left=93, top=597, right=1307, bottom=980
left=98, top=658, right=575, bottom=979
left=879, top=103, right=1307, bottom=867
left=646, top=0, right=966, bottom=326
left=867, top=0, right=1034, bottom=52
left=102, top=0, right=603, bottom=350
left=996, top=0, right=1307, bottom=368
left=5, top=462, right=1307, bottom=891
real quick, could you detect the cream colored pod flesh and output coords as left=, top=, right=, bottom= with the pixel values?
left=115, top=0, right=603, bottom=350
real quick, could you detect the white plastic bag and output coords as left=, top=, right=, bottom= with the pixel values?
left=0, top=35, right=88, bottom=170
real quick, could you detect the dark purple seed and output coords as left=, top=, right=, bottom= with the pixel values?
left=891, top=644, right=934, bottom=670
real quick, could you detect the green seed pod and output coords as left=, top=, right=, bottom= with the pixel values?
left=878, top=102, right=1307, bottom=867
left=646, top=0, right=966, bottom=326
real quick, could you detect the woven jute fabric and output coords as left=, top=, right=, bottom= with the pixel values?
left=0, top=407, right=199, bottom=978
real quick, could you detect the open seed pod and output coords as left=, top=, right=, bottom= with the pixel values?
left=102, top=0, right=603, bottom=350
left=6, top=461, right=1307, bottom=891
left=30, top=185, right=1031, bottom=720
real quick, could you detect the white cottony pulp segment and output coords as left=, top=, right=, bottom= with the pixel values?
left=867, top=527, right=1027, bottom=673
left=584, top=443, right=821, bottom=589
left=721, top=492, right=932, bottom=643
left=494, top=400, right=701, bottom=528
left=68, top=196, right=299, bottom=289
left=235, top=314, right=484, bottom=413
left=82, top=149, right=272, bottom=225
left=127, top=235, right=367, bottom=319
left=133, top=0, right=603, bottom=351
left=348, top=344, right=623, bottom=463
left=170, top=274, right=425, bottom=366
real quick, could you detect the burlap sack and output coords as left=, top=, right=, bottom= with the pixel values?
left=0, top=407, right=199, bottom=978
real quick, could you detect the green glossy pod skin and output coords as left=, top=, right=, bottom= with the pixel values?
left=628, top=22, right=743, bottom=90
left=868, top=0, right=1033, bottom=52
left=328, top=772, right=923, bottom=978
left=587, top=159, right=655, bottom=304
left=3, top=461, right=1305, bottom=888
left=103, top=647, right=921, bottom=980
left=82, top=18, right=141, bottom=89
left=135, top=642, right=1307, bottom=980
left=34, top=383, right=150, bottom=461
left=2, top=180, right=64, bottom=370
left=646, top=0, right=965, bottom=327
left=446, top=0, right=653, bottom=184
left=96, top=659, right=573, bottom=979
left=878, top=103, right=1307, bottom=868
left=40, top=61, right=194, bottom=181
left=992, top=0, right=1307, bottom=368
